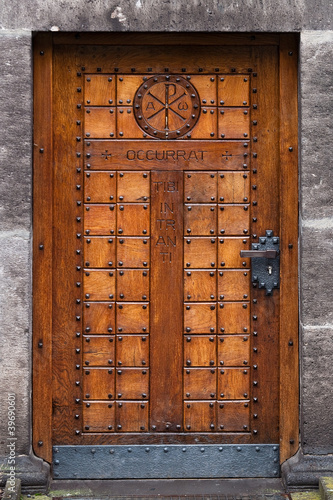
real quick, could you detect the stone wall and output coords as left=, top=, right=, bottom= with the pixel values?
left=0, top=30, right=32, bottom=456
left=299, top=31, right=333, bottom=455
left=0, top=0, right=332, bottom=489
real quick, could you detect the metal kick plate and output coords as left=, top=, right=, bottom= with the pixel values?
left=53, top=444, right=280, bottom=479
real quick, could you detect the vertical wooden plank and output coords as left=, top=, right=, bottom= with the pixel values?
left=32, top=33, right=53, bottom=462
left=150, top=171, right=183, bottom=431
left=52, top=44, right=84, bottom=444
left=250, top=46, right=280, bottom=444
left=279, top=34, right=299, bottom=463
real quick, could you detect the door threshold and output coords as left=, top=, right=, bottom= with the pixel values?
left=47, top=478, right=287, bottom=498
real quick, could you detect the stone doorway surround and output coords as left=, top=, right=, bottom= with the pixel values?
left=0, top=0, right=332, bottom=489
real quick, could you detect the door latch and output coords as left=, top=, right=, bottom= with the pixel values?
left=240, top=230, right=280, bottom=295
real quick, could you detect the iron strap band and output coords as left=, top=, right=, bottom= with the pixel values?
left=53, top=444, right=280, bottom=479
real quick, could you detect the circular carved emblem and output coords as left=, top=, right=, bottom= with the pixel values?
left=133, top=75, right=200, bottom=139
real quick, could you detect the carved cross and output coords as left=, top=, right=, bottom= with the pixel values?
left=101, top=150, right=112, bottom=160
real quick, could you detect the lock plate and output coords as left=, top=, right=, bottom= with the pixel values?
left=250, top=230, right=280, bottom=295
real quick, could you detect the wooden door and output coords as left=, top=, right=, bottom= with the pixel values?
left=33, top=33, right=299, bottom=479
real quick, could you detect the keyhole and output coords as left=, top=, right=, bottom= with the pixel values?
left=268, top=266, right=273, bottom=275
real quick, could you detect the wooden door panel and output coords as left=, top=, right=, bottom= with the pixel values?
left=84, top=302, right=115, bottom=334
left=190, top=75, right=217, bottom=105
left=150, top=170, right=183, bottom=433
left=184, top=270, right=217, bottom=302
left=116, top=302, right=149, bottom=333
left=83, top=335, right=115, bottom=367
left=117, top=269, right=149, bottom=301
left=84, top=236, right=115, bottom=268
left=84, top=204, right=116, bottom=236
left=84, top=171, right=116, bottom=203
left=84, top=107, right=116, bottom=139
left=218, top=270, right=250, bottom=301
left=218, top=75, right=250, bottom=107
left=117, top=107, right=144, bottom=139
left=184, top=172, right=217, bottom=203
left=218, top=108, right=250, bottom=139
left=218, top=302, right=250, bottom=334
left=218, top=368, right=250, bottom=400
left=117, top=237, right=150, bottom=268
left=184, top=303, right=217, bottom=334
left=218, top=237, right=250, bottom=268
left=218, top=204, right=250, bottom=236
left=218, top=335, right=250, bottom=366
left=117, top=75, right=146, bottom=105
left=217, top=401, right=250, bottom=432
left=117, top=171, right=150, bottom=202
left=116, top=401, right=148, bottom=432
left=116, top=368, right=149, bottom=400
left=184, top=368, right=217, bottom=400
left=184, top=335, right=216, bottom=367
left=84, top=74, right=116, bottom=106
left=184, top=237, right=217, bottom=268
left=85, top=141, right=250, bottom=171
left=83, top=401, right=115, bottom=432
left=218, top=171, right=250, bottom=204
left=184, top=401, right=216, bottom=432
left=117, top=204, right=150, bottom=236
left=83, top=269, right=115, bottom=301
left=190, top=108, right=217, bottom=139
left=116, top=335, right=149, bottom=367
left=184, top=204, right=217, bottom=236
left=83, top=368, right=115, bottom=400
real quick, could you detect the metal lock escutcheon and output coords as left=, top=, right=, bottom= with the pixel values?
left=240, top=230, right=280, bottom=295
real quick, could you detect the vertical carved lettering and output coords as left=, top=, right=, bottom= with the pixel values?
left=150, top=171, right=183, bottom=430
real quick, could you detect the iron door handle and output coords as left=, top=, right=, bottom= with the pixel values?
left=240, top=249, right=279, bottom=258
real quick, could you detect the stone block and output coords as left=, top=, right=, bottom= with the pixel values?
left=0, top=454, right=49, bottom=489
left=0, top=233, right=31, bottom=456
left=300, top=226, right=333, bottom=326
left=0, top=31, right=32, bottom=232
left=282, top=450, right=333, bottom=488
left=0, top=0, right=331, bottom=32
left=301, top=31, right=333, bottom=220
left=301, top=325, right=333, bottom=454
left=320, top=477, right=333, bottom=500
left=2, top=479, right=21, bottom=500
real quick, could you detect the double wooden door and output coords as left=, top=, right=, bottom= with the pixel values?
left=33, top=33, right=298, bottom=478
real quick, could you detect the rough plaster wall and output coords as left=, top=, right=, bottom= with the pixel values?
left=0, top=0, right=332, bottom=473
left=0, top=32, right=32, bottom=457
left=300, top=31, right=333, bottom=454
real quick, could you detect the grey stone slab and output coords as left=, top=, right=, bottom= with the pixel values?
left=0, top=31, right=32, bottom=232
left=300, top=31, right=333, bottom=220
left=300, top=225, right=333, bottom=326
left=0, top=0, right=331, bottom=32
left=301, top=325, right=333, bottom=454
left=0, top=232, right=31, bottom=456
left=49, top=478, right=285, bottom=497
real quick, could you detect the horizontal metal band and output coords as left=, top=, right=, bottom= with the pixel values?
left=53, top=444, right=280, bottom=479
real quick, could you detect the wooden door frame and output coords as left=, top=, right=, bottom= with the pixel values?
left=32, top=32, right=299, bottom=466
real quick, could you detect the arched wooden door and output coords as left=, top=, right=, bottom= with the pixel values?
left=33, top=33, right=299, bottom=479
